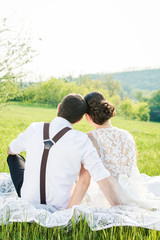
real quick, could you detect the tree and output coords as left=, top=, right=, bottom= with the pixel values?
left=149, top=89, right=160, bottom=122
left=110, top=95, right=121, bottom=113
left=149, top=89, right=160, bottom=108
left=120, top=99, right=133, bottom=118
left=134, top=90, right=143, bottom=102
left=133, top=102, right=150, bottom=121
left=0, top=18, right=36, bottom=103
left=103, top=76, right=121, bottom=97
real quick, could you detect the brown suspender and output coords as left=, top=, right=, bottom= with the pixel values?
left=40, top=123, right=71, bottom=204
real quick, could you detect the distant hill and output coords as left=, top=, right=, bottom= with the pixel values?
left=84, top=68, right=160, bottom=92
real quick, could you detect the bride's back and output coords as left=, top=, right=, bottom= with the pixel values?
left=88, top=127, right=137, bottom=180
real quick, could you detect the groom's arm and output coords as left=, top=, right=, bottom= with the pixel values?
left=7, top=123, right=36, bottom=156
left=7, top=147, right=16, bottom=155
left=67, top=164, right=90, bottom=209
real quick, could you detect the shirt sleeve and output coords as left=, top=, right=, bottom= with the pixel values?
left=9, top=123, right=36, bottom=154
left=81, top=135, right=110, bottom=182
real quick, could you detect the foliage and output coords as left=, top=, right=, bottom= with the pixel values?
left=103, top=77, right=121, bottom=97
left=120, top=99, right=133, bottom=118
left=120, top=99, right=150, bottom=121
left=0, top=79, right=21, bottom=103
left=14, top=77, right=111, bottom=107
left=110, top=95, right=121, bottom=113
left=133, top=90, right=143, bottom=101
left=149, top=89, right=160, bottom=122
left=75, top=75, right=121, bottom=98
left=149, top=89, right=160, bottom=108
left=0, top=18, right=36, bottom=103
left=133, top=102, right=150, bottom=121
left=131, top=89, right=151, bottom=102
left=6, top=70, right=160, bottom=122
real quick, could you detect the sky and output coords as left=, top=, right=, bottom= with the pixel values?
left=1, top=0, right=160, bottom=78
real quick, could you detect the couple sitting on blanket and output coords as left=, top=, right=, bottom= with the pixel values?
left=7, top=92, right=160, bottom=210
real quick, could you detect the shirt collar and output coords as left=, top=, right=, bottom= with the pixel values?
left=51, top=117, right=73, bottom=129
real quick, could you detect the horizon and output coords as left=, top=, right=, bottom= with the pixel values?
left=19, top=67, right=160, bottom=83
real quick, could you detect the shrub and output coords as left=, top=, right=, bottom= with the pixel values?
left=120, top=99, right=133, bottom=118
left=133, top=102, right=150, bottom=121
left=149, top=89, right=160, bottom=122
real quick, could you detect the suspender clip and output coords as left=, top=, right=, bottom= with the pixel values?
left=44, top=139, right=53, bottom=150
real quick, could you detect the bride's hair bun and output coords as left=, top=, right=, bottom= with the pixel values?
left=84, top=92, right=115, bottom=125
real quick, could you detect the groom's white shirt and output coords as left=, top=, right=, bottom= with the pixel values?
left=10, top=117, right=110, bottom=209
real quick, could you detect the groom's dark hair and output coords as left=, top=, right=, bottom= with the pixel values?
left=58, top=93, right=87, bottom=124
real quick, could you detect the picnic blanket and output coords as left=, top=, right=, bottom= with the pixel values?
left=0, top=173, right=160, bottom=231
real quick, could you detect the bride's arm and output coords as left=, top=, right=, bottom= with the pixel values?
left=67, top=164, right=91, bottom=209
left=97, top=176, right=122, bottom=206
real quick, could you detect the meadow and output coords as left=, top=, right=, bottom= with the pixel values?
left=0, top=103, right=160, bottom=239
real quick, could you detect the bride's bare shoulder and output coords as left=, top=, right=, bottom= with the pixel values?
left=87, top=131, right=97, bottom=143
left=86, top=131, right=94, bottom=139
left=87, top=131, right=101, bottom=156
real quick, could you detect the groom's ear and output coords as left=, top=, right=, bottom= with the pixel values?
left=57, top=103, right=61, bottom=113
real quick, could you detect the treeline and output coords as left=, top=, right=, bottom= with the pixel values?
left=13, top=77, right=120, bottom=107
left=12, top=77, right=160, bottom=122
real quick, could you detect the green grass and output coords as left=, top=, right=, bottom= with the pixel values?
left=0, top=103, right=160, bottom=239
left=0, top=221, right=160, bottom=240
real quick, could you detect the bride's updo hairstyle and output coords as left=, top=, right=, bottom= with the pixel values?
left=84, top=92, right=115, bottom=125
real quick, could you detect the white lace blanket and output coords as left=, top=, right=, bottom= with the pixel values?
left=0, top=173, right=160, bottom=231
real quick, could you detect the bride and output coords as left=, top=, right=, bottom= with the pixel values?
left=83, top=91, right=160, bottom=209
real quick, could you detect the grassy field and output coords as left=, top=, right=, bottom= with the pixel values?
left=0, top=103, right=160, bottom=239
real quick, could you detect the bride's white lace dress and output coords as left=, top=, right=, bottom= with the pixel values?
left=0, top=127, right=160, bottom=230
left=86, top=127, right=160, bottom=210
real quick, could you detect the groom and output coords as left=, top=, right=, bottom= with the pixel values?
left=7, top=93, right=121, bottom=209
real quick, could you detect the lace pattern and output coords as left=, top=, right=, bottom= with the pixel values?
left=91, top=127, right=137, bottom=180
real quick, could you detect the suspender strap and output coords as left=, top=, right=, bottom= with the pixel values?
left=40, top=147, right=50, bottom=204
left=40, top=123, right=71, bottom=204
left=44, top=123, right=49, bottom=140
left=52, top=127, right=72, bottom=144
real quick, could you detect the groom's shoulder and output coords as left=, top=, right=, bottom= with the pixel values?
left=71, top=129, right=89, bottom=140
left=25, top=122, right=44, bottom=134
left=72, top=129, right=87, bottom=136
left=27, top=121, right=44, bottom=129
